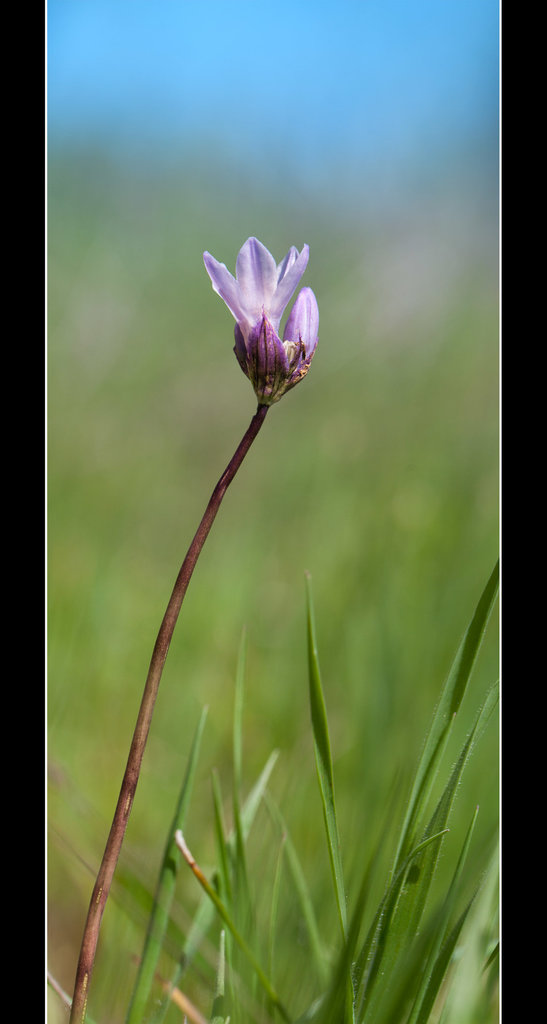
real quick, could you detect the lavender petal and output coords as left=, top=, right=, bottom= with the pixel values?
left=283, top=287, right=319, bottom=360
left=268, top=245, right=310, bottom=329
left=276, top=246, right=299, bottom=284
left=203, top=252, right=247, bottom=323
left=235, top=237, right=278, bottom=317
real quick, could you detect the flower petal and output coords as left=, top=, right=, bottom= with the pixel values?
left=235, top=237, right=278, bottom=318
left=203, top=252, right=247, bottom=322
left=283, top=286, right=319, bottom=359
left=276, top=246, right=299, bottom=284
left=269, top=245, right=310, bottom=328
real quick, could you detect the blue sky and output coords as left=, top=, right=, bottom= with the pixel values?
left=47, top=0, right=499, bottom=186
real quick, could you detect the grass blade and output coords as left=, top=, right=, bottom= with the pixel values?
left=232, top=629, right=253, bottom=935
left=175, top=831, right=291, bottom=1022
left=156, top=749, right=280, bottom=1024
left=305, top=571, right=347, bottom=941
left=266, top=836, right=286, bottom=1014
left=176, top=750, right=280, bottom=982
left=406, top=805, right=480, bottom=1024
left=211, top=930, right=227, bottom=1024
left=354, top=829, right=450, bottom=1018
left=393, top=561, right=499, bottom=872
left=440, top=842, right=499, bottom=1024
left=239, top=749, right=279, bottom=840
left=265, top=793, right=329, bottom=986
left=396, top=681, right=498, bottom=942
left=125, top=706, right=208, bottom=1024
left=358, top=681, right=498, bottom=1022
left=211, top=769, right=233, bottom=908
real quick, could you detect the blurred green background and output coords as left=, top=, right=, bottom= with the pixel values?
left=47, top=3, right=499, bottom=1020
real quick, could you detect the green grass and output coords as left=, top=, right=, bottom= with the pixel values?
left=47, top=152, right=498, bottom=1022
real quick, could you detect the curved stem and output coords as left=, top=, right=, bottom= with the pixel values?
left=69, top=402, right=269, bottom=1024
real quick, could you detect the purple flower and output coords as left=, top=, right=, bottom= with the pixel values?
left=203, top=237, right=319, bottom=405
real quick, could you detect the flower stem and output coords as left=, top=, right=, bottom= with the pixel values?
left=69, top=402, right=269, bottom=1024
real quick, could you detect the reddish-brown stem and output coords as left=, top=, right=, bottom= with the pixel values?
left=69, top=402, right=269, bottom=1024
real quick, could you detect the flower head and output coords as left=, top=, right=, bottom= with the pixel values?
left=203, top=237, right=319, bottom=405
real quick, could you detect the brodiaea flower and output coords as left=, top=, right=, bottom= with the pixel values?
left=203, top=237, right=319, bottom=405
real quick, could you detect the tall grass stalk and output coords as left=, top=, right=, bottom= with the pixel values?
left=68, top=403, right=269, bottom=1023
